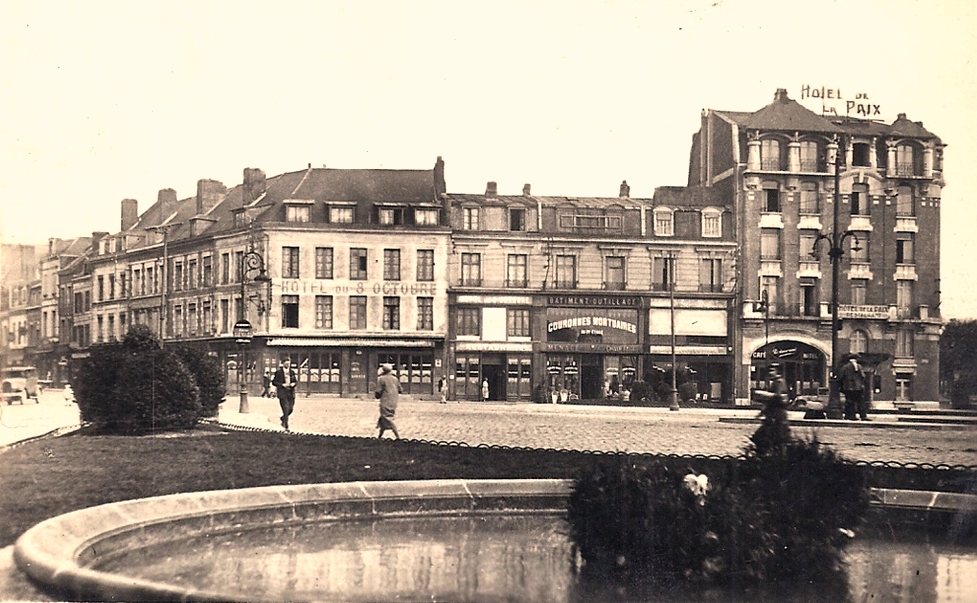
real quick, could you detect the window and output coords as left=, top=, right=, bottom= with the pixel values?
left=851, top=279, right=867, bottom=305
left=350, top=296, right=367, bottom=329
left=799, top=140, right=821, bottom=172
left=800, top=279, right=818, bottom=316
left=461, top=253, right=481, bottom=286
left=108, top=314, right=115, bottom=340
left=416, top=250, right=435, bottom=281
left=463, top=207, right=479, bottom=230
left=605, top=256, right=626, bottom=290
left=699, top=258, right=722, bottom=292
left=761, top=276, right=780, bottom=315
left=282, top=247, right=300, bottom=279
left=895, top=373, right=913, bottom=401
left=383, top=249, right=401, bottom=281
left=852, top=143, right=872, bottom=167
left=850, top=233, right=869, bottom=262
left=108, top=274, right=116, bottom=299
left=896, top=329, right=914, bottom=358
left=220, top=299, right=229, bottom=333
left=851, top=184, right=868, bottom=216
left=187, top=303, right=196, bottom=336
left=761, top=138, right=782, bottom=170
left=172, top=305, right=181, bottom=337
left=896, top=233, right=915, bottom=264
left=764, top=187, right=781, bottom=212
left=315, top=296, right=333, bottom=329
left=329, top=205, right=354, bottom=224
left=221, top=253, right=230, bottom=284
left=98, top=275, right=104, bottom=300
left=654, top=208, right=674, bottom=236
left=382, top=297, right=400, bottom=330
left=200, top=302, right=209, bottom=334
left=896, top=186, right=914, bottom=217
left=281, top=295, right=299, bottom=328
left=897, top=280, right=914, bottom=310
left=377, top=206, right=404, bottom=225
left=173, top=262, right=183, bottom=291
left=850, top=330, right=868, bottom=355
left=561, top=214, right=623, bottom=230
left=506, top=254, right=528, bottom=288
left=555, top=255, right=576, bottom=289
left=315, top=247, right=334, bottom=279
left=507, top=308, right=530, bottom=337
left=187, top=260, right=197, bottom=289
left=653, top=255, right=675, bottom=291
left=800, top=231, right=817, bottom=262
left=457, top=307, right=481, bottom=336
left=760, top=229, right=781, bottom=260
left=202, top=256, right=213, bottom=287
left=799, top=183, right=819, bottom=214
left=701, top=208, right=721, bottom=237
left=414, top=208, right=439, bottom=226
left=509, top=207, right=526, bottom=231
left=234, top=251, right=243, bottom=283
left=285, top=204, right=310, bottom=223
left=896, top=144, right=916, bottom=177
left=350, top=248, right=368, bottom=280
left=417, top=297, right=434, bottom=331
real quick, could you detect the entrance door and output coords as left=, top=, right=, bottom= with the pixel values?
left=482, top=364, right=505, bottom=401
left=581, top=365, right=603, bottom=400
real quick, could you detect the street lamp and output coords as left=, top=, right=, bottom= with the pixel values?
left=753, top=289, right=770, bottom=350
left=811, top=135, right=862, bottom=419
left=236, top=243, right=271, bottom=414
left=667, top=251, right=680, bottom=411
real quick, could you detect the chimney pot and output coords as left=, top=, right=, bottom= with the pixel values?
left=121, top=198, right=139, bottom=231
left=619, top=180, right=630, bottom=198
left=897, top=113, right=907, bottom=120
left=485, top=181, right=498, bottom=198
left=243, top=168, right=266, bottom=204
left=157, top=189, right=178, bottom=223
left=196, top=179, right=226, bottom=215
left=522, top=183, right=531, bottom=196
left=774, top=88, right=790, bottom=102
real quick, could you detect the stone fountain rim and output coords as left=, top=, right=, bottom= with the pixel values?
left=13, top=478, right=977, bottom=603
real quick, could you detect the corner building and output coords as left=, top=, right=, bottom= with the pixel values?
left=690, top=89, right=944, bottom=407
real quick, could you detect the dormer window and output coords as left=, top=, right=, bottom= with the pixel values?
left=463, top=207, right=480, bottom=230
left=653, top=207, right=674, bottom=237
left=414, top=207, right=440, bottom=226
left=701, top=207, right=722, bottom=238
left=284, top=199, right=313, bottom=223
left=375, top=204, right=404, bottom=225
left=761, top=138, right=782, bottom=171
left=327, top=204, right=355, bottom=224
left=510, top=207, right=526, bottom=231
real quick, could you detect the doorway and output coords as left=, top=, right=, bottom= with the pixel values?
left=481, top=364, right=505, bottom=401
left=581, top=364, right=603, bottom=399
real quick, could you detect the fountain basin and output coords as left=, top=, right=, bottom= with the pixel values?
left=13, top=479, right=977, bottom=602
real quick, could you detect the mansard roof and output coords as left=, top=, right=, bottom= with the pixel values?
left=743, top=89, right=844, bottom=134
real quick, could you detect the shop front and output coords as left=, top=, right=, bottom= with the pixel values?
left=542, top=300, right=642, bottom=402
left=750, top=340, right=827, bottom=400
left=454, top=342, right=533, bottom=402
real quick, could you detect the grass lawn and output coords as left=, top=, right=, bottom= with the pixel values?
left=0, top=426, right=593, bottom=548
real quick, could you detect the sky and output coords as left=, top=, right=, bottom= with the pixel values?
left=2, top=0, right=975, bottom=319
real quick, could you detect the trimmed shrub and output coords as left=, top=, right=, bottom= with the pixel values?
left=171, top=345, right=226, bottom=417
left=628, top=381, right=652, bottom=406
left=75, top=325, right=204, bottom=434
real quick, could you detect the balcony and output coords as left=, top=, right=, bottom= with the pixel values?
left=603, top=281, right=627, bottom=291
left=894, top=162, right=920, bottom=178
left=760, top=158, right=783, bottom=171
left=505, top=279, right=529, bottom=289
left=698, top=283, right=723, bottom=293
left=553, top=280, right=577, bottom=290
left=459, top=278, right=482, bottom=287
left=798, top=159, right=825, bottom=173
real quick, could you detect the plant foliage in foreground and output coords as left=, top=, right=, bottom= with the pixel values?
left=567, top=394, right=870, bottom=587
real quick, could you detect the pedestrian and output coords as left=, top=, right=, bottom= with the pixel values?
left=438, top=375, right=447, bottom=404
left=481, top=378, right=489, bottom=401
left=838, top=354, right=868, bottom=421
left=376, top=363, right=403, bottom=439
left=272, top=357, right=298, bottom=430
left=261, top=371, right=272, bottom=398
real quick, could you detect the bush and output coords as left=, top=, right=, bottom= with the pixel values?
left=75, top=326, right=204, bottom=434
left=171, top=345, right=226, bottom=417
left=566, top=391, right=869, bottom=588
left=628, top=381, right=652, bottom=405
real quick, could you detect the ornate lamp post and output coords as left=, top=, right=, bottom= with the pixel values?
left=666, top=250, right=680, bottom=411
left=811, top=135, right=862, bottom=419
left=235, top=242, right=271, bottom=413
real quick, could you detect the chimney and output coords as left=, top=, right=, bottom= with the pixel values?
left=243, top=168, right=266, bottom=204
left=121, top=199, right=138, bottom=231
left=196, top=179, right=226, bottom=215
left=157, top=189, right=178, bottom=223
left=619, top=180, right=630, bottom=198
left=522, top=183, right=531, bottom=196
left=774, top=88, right=790, bottom=102
left=485, top=181, right=498, bottom=199
left=897, top=113, right=907, bottom=120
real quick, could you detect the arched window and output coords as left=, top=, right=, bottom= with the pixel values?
left=850, top=330, right=868, bottom=354
left=761, top=139, right=782, bottom=171
left=799, top=141, right=821, bottom=172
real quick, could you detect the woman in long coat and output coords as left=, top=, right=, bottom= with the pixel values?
left=375, top=364, right=403, bottom=439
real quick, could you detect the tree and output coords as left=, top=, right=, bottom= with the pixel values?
left=941, top=320, right=977, bottom=408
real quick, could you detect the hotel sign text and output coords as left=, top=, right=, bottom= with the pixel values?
left=279, top=280, right=438, bottom=296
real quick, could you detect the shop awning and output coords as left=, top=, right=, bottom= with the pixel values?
left=267, top=338, right=436, bottom=348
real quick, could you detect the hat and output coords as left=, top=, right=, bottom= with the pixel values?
left=380, top=363, right=394, bottom=373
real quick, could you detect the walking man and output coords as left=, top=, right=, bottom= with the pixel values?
left=838, top=354, right=868, bottom=421
left=376, top=364, right=403, bottom=439
left=272, top=357, right=298, bottom=429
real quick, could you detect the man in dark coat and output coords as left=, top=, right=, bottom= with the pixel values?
left=375, top=363, right=403, bottom=439
left=838, top=354, right=868, bottom=421
left=272, top=357, right=298, bottom=429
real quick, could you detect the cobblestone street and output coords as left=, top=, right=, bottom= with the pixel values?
left=224, top=396, right=977, bottom=467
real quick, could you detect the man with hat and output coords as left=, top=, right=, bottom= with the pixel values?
left=837, top=353, right=868, bottom=421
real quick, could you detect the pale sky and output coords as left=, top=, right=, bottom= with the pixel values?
left=2, top=0, right=975, bottom=319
